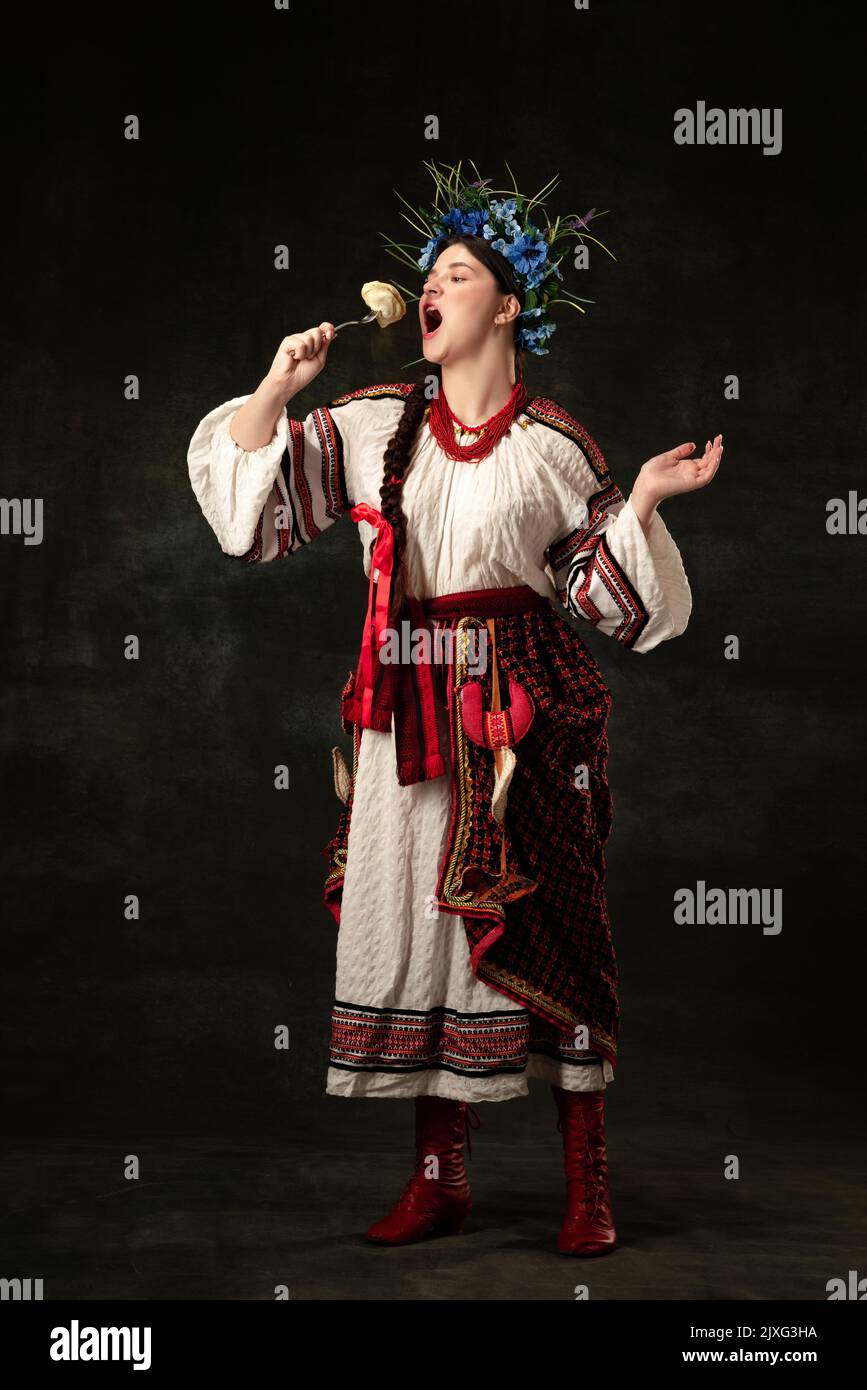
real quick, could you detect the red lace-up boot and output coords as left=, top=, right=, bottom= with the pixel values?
left=365, top=1096, right=481, bottom=1245
left=551, top=1085, right=617, bottom=1256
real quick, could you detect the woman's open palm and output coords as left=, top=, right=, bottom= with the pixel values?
left=641, top=435, right=723, bottom=502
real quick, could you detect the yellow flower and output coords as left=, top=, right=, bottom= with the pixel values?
left=360, top=281, right=406, bottom=328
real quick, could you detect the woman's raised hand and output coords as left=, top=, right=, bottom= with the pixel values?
left=266, top=322, right=336, bottom=400
left=638, top=434, right=724, bottom=504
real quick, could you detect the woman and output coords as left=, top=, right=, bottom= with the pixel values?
left=187, top=166, right=722, bottom=1257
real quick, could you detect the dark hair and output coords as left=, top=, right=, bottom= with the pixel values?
left=373, top=233, right=526, bottom=620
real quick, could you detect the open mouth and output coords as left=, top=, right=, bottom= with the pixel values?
left=422, top=304, right=443, bottom=337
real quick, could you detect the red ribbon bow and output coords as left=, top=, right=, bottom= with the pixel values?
left=345, top=502, right=447, bottom=785
left=350, top=503, right=395, bottom=727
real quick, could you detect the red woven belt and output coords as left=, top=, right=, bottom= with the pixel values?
left=422, top=584, right=551, bottom=620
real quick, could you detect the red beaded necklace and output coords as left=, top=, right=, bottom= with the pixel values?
left=426, top=379, right=530, bottom=463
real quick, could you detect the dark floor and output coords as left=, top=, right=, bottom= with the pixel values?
left=2, top=1084, right=863, bottom=1300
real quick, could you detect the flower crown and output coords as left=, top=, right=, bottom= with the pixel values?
left=379, top=157, right=616, bottom=356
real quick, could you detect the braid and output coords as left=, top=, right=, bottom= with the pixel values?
left=370, top=366, right=440, bottom=621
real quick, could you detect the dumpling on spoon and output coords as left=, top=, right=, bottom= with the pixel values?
left=361, top=281, right=406, bottom=328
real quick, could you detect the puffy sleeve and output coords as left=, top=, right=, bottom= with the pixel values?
left=186, top=394, right=354, bottom=562
left=541, top=419, right=692, bottom=653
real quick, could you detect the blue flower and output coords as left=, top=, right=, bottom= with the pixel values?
left=520, top=320, right=556, bottom=355
left=488, top=198, right=521, bottom=236
left=507, top=233, right=549, bottom=280
left=418, top=237, right=440, bottom=270
left=488, top=235, right=512, bottom=259
left=439, top=206, right=487, bottom=237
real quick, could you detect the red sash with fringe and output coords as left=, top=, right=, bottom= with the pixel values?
left=341, top=502, right=549, bottom=785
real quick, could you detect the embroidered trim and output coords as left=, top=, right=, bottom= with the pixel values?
left=288, top=416, right=318, bottom=541
left=323, top=717, right=361, bottom=911
left=328, top=382, right=416, bottom=407
left=313, top=406, right=351, bottom=518
left=545, top=482, right=651, bottom=647
left=433, top=618, right=537, bottom=916
left=568, top=534, right=650, bottom=647
left=545, top=481, right=625, bottom=573
left=244, top=505, right=266, bottom=564
left=329, top=999, right=607, bottom=1076
left=273, top=460, right=300, bottom=558
left=240, top=405, right=349, bottom=563
left=523, top=397, right=610, bottom=483
left=468, top=963, right=618, bottom=1059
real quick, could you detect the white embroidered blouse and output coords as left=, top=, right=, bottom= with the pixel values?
left=186, top=385, right=692, bottom=652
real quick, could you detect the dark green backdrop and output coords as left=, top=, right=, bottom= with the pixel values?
left=1, top=0, right=862, bottom=1155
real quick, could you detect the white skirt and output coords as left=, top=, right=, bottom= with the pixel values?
left=325, top=700, right=615, bottom=1102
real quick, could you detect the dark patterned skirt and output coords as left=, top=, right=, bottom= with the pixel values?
left=323, top=587, right=620, bottom=1075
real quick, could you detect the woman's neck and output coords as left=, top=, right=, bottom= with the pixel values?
left=439, top=362, right=519, bottom=428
